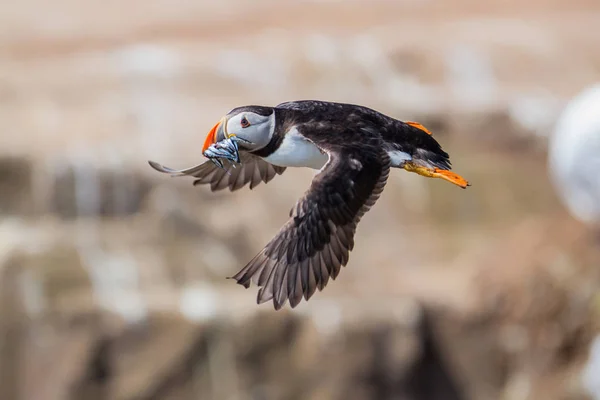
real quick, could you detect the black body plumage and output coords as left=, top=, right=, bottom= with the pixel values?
left=252, top=100, right=451, bottom=170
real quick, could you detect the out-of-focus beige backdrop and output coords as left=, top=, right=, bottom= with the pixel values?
left=1, top=1, right=600, bottom=399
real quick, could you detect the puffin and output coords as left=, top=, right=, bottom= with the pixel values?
left=149, top=100, right=469, bottom=310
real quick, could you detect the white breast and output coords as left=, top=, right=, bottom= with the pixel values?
left=264, top=128, right=329, bottom=169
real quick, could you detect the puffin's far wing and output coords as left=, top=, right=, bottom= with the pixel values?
left=230, top=148, right=391, bottom=310
left=148, top=153, right=286, bottom=192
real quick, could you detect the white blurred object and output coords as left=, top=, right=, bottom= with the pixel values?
left=583, top=335, right=600, bottom=400
left=113, top=44, right=181, bottom=79
left=215, top=48, right=288, bottom=90
left=179, top=283, right=219, bottom=322
left=548, top=84, right=600, bottom=225
left=445, top=44, right=497, bottom=110
left=509, top=94, right=562, bottom=136
left=80, top=248, right=148, bottom=324
left=113, top=44, right=182, bottom=159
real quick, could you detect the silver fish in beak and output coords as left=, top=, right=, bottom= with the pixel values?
left=203, top=136, right=241, bottom=168
left=201, top=115, right=254, bottom=169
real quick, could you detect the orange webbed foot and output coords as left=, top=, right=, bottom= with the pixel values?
left=402, top=162, right=470, bottom=189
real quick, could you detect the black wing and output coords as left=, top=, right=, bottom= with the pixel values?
left=148, top=153, right=286, bottom=191
left=230, top=148, right=390, bottom=310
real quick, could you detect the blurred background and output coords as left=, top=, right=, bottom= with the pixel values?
left=1, top=0, right=600, bottom=399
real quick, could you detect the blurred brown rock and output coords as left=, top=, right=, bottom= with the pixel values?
left=0, top=157, right=34, bottom=216
left=51, top=163, right=153, bottom=219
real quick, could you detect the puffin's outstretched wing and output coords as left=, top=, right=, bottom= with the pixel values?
left=231, top=148, right=390, bottom=310
left=148, top=153, right=286, bottom=192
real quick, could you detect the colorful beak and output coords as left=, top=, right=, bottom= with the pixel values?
left=202, top=116, right=228, bottom=153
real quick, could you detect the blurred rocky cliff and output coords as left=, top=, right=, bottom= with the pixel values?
left=1, top=0, right=600, bottom=399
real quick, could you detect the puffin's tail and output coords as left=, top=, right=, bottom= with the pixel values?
left=386, top=121, right=470, bottom=188
left=403, top=121, right=452, bottom=170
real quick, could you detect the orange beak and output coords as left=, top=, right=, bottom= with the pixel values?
left=202, top=119, right=223, bottom=153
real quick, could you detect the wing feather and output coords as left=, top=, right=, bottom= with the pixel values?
left=231, top=148, right=390, bottom=309
left=148, top=153, right=286, bottom=192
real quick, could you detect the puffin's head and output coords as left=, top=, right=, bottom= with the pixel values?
left=202, top=106, right=275, bottom=155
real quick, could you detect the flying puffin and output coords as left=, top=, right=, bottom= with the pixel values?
left=149, top=100, right=469, bottom=310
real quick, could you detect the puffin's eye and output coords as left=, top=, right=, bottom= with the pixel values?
left=240, top=116, right=251, bottom=128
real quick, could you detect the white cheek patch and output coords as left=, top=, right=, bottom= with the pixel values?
left=225, top=112, right=275, bottom=149
left=226, top=115, right=242, bottom=136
